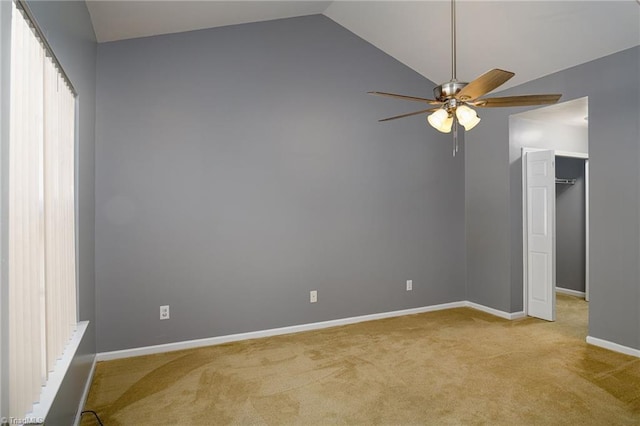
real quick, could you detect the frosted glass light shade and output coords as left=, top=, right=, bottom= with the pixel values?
left=427, top=109, right=453, bottom=133
left=456, top=105, right=481, bottom=131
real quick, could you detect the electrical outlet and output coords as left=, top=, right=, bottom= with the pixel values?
left=160, top=305, right=170, bottom=320
left=406, top=280, right=413, bottom=291
left=310, top=290, right=318, bottom=303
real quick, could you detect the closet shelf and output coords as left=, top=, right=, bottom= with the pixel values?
left=555, top=178, right=576, bottom=185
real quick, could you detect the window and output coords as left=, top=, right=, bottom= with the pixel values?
left=8, top=1, right=78, bottom=420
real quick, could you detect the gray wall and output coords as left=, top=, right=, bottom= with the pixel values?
left=95, top=15, right=466, bottom=353
left=466, top=46, right=639, bottom=350
left=465, top=107, right=512, bottom=311
left=555, top=157, right=586, bottom=293
left=24, top=1, right=97, bottom=424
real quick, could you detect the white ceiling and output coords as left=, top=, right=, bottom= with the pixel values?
left=86, top=1, right=332, bottom=42
left=86, top=1, right=640, bottom=92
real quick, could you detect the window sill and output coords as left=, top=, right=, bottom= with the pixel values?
left=28, top=321, right=89, bottom=423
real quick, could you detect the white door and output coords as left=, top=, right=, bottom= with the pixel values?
left=526, top=150, right=556, bottom=321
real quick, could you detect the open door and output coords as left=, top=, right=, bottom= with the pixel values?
left=526, top=150, right=556, bottom=321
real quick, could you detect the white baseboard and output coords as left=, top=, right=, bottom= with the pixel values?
left=465, top=302, right=526, bottom=320
left=97, top=301, right=468, bottom=361
left=556, top=287, right=586, bottom=298
left=586, top=336, right=640, bottom=358
left=73, top=355, right=97, bottom=426
left=96, top=301, right=526, bottom=361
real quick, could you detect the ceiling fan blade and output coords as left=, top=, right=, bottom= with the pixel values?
left=378, top=108, right=440, bottom=122
left=456, top=69, right=515, bottom=101
left=472, top=94, right=562, bottom=108
left=368, top=91, right=443, bottom=105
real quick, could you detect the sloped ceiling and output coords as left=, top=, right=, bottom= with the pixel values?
left=324, top=1, right=640, bottom=91
left=513, top=97, right=589, bottom=127
left=86, top=1, right=332, bottom=42
left=87, top=0, right=640, bottom=93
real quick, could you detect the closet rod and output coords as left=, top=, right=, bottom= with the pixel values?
left=555, top=178, right=576, bottom=185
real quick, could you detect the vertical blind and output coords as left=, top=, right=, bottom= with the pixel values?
left=8, top=1, right=77, bottom=419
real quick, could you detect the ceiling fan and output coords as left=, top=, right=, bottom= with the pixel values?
left=369, top=0, right=562, bottom=155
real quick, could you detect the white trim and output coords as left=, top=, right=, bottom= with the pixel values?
left=29, top=321, right=89, bottom=420
left=555, top=150, right=588, bottom=159
left=522, top=147, right=530, bottom=316
left=586, top=336, right=640, bottom=358
left=466, top=302, right=526, bottom=320
left=97, top=302, right=466, bottom=361
left=97, top=301, right=528, bottom=361
left=73, top=355, right=96, bottom=426
left=584, top=159, right=590, bottom=302
left=556, top=287, right=586, bottom=298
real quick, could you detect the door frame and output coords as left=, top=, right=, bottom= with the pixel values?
left=522, top=148, right=589, bottom=316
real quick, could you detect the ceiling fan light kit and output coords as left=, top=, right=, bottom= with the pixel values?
left=455, top=105, right=481, bottom=131
left=369, top=0, right=562, bottom=156
left=427, top=109, right=452, bottom=133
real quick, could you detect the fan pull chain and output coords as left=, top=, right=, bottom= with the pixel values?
left=452, top=118, right=459, bottom=156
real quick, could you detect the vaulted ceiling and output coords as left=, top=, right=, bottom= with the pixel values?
left=86, top=1, right=640, bottom=93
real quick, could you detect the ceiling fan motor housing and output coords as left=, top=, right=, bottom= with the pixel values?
left=434, top=81, right=468, bottom=102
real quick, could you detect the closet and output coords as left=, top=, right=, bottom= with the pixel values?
left=555, top=157, right=586, bottom=297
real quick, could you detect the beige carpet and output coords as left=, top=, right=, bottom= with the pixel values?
left=81, top=295, right=640, bottom=425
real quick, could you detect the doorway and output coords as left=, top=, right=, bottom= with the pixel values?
left=516, top=97, right=589, bottom=321
left=522, top=149, right=588, bottom=321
